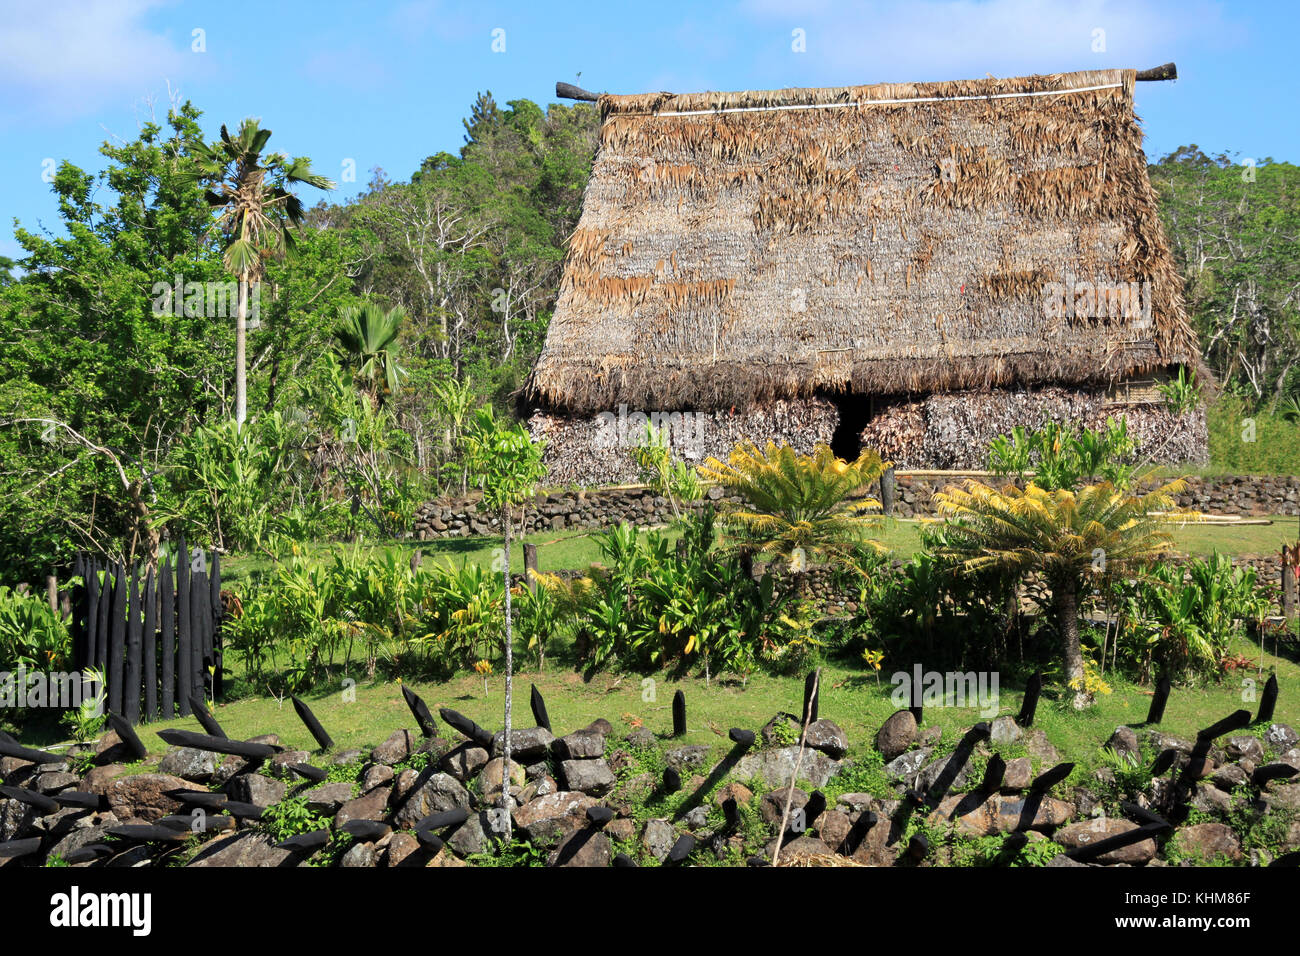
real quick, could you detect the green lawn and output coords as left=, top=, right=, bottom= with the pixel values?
left=221, top=515, right=1297, bottom=587
left=29, top=640, right=1295, bottom=782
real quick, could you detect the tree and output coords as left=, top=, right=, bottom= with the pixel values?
left=697, top=442, right=886, bottom=589
left=931, top=479, right=1188, bottom=708
left=189, top=120, right=335, bottom=428
left=333, top=302, right=409, bottom=406
left=462, top=407, right=545, bottom=842
left=1151, top=149, right=1300, bottom=408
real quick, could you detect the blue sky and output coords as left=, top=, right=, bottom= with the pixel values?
left=0, top=0, right=1291, bottom=261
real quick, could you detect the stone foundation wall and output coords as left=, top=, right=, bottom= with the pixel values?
left=413, top=474, right=1300, bottom=539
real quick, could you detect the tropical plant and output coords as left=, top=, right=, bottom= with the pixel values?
left=697, top=442, right=886, bottom=588
left=334, top=302, right=409, bottom=406
left=987, top=419, right=1139, bottom=491
left=189, top=119, right=335, bottom=427
left=1112, top=551, right=1269, bottom=679
left=1156, top=366, right=1202, bottom=415
left=0, top=585, right=70, bottom=671
left=632, top=421, right=702, bottom=520
left=931, top=479, right=1190, bottom=708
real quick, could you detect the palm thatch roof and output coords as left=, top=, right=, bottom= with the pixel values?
left=524, top=68, right=1199, bottom=415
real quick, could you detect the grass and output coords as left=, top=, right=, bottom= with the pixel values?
left=221, top=514, right=1296, bottom=588
left=25, top=622, right=1297, bottom=786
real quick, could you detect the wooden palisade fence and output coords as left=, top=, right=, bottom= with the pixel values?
left=65, top=535, right=224, bottom=725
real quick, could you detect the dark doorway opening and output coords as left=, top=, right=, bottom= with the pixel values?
left=829, top=393, right=871, bottom=460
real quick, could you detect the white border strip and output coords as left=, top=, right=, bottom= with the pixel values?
left=620, top=82, right=1124, bottom=118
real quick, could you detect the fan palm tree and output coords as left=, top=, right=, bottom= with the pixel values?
left=334, top=302, right=409, bottom=406
left=697, top=442, right=887, bottom=587
left=931, top=479, right=1191, bottom=708
left=190, top=119, right=335, bottom=428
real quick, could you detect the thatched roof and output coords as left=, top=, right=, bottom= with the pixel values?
left=525, top=69, right=1199, bottom=415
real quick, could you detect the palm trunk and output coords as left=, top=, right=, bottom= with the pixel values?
left=500, top=504, right=514, bottom=842
left=1056, top=574, right=1088, bottom=708
left=236, top=270, right=248, bottom=430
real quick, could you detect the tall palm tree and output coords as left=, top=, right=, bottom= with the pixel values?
left=931, top=479, right=1190, bottom=708
left=698, top=442, right=886, bottom=587
left=190, top=120, right=335, bottom=428
left=333, top=302, right=409, bottom=406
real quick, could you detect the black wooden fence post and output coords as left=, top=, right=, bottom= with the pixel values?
left=176, top=536, right=191, bottom=718
left=83, top=559, right=99, bottom=674
left=143, top=566, right=157, bottom=722
left=107, top=565, right=126, bottom=716
left=124, top=568, right=142, bottom=725
left=210, top=550, right=223, bottom=700
left=160, top=557, right=175, bottom=720
left=881, top=467, right=896, bottom=518
left=95, top=561, right=111, bottom=672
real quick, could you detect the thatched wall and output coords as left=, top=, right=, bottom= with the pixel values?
left=860, top=387, right=1207, bottom=469
left=525, top=69, right=1199, bottom=416
left=529, top=398, right=837, bottom=486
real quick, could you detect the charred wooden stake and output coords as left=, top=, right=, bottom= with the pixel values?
left=106, top=711, right=148, bottom=761
left=291, top=695, right=335, bottom=751
left=107, top=565, right=126, bottom=715
left=530, top=684, right=551, bottom=733
left=0, top=738, right=62, bottom=765
left=401, top=685, right=439, bottom=738
left=176, top=535, right=191, bottom=717
left=124, top=569, right=142, bottom=725
left=1029, top=762, right=1075, bottom=794
left=189, top=694, right=226, bottom=739
left=438, top=707, right=494, bottom=749
left=1146, top=675, right=1171, bottom=725
left=1017, top=672, right=1042, bottom=727
left=802, top=670, right=819, bottom=725
left=1067, top=822, right=1168, bottom=862
left=155, top=729, right=275, bottom=760
left=1257, top=673, right=1279, bottom=725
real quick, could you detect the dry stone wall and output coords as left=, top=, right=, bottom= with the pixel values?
left=414, top=473, right=1300, bottom=539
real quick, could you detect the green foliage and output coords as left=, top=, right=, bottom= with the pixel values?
left=1111, top=551, right=1270, bottom=680
left=0, top=584, right=71, bottom=670
left=1206, top=393, right=1300, bottom=474
left=259, top=795, right=328, bottom=842
left=462, top=406, right=546, bottom=514
left=1156, top=367, right=1202, bottom=415
left=987, top=419, right=1139, bottom=491
left=632, top=421, right=702, bottom=520
left=698, top=442, right=886, bottom=567
left=573, top=512, right=817, bottom=679
left=334, top=301, right=409, bottom=403
left=1151, top=149, right=1300, bottom=409
left=59, top=666, right=107, bottom=743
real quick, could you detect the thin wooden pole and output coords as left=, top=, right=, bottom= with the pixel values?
left=772, top=667, right=821, bottom=867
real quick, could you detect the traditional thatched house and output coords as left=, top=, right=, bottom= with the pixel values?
left=524, top=68, right=1207, bottom=485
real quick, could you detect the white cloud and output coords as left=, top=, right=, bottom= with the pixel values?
left=0, top=0, right=193, bottom=122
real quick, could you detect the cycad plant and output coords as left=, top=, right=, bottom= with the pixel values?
left=931, top=479, right=1190, bottom=708
left=697, top=442, right=886, bottom=587
left=334, top=302, right=409, bottom=406
left=190, top=119, right=335, bottom=428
